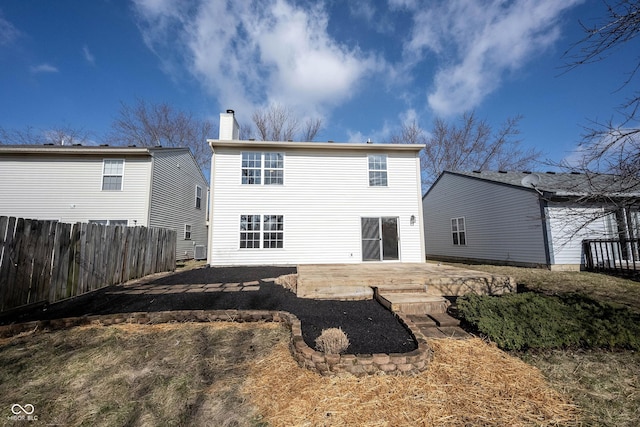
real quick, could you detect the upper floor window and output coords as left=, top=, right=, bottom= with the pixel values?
left=368, top=154, right=387, bottom=186
left=241, top=152, right=283, bottom=185
left=102, top=159, right=124, bottom=191
left=195, top=185, right=202, bottom=209
left=451, top=217, right=466, bottom=245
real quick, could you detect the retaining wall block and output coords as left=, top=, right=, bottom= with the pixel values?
left=0, top=308, right=433, bottom=377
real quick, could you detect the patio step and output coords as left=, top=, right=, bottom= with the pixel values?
left=376, top=292, right=450, bottom=315
left=373, top=283, right=428, bottom=296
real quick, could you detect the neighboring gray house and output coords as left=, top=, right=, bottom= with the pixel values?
left=0, top=145, right=208, bottom=260
left=422, top=170, right=640, bottom=270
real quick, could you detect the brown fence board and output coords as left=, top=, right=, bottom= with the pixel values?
left=0, top=216, right=13, bottom=312
left=0, top=216, right=176, bottom=312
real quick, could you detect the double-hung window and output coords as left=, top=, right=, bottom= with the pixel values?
left=451, top=217, right=466, bottom=245
left=184, top=224, right=192, bottom=240
left=368, top=154, right=387, bottom=186
left=241, top=152, right=262, bottom=184
left=263, top=215, right=284, bottom=248
left=240, top=214, right=284, bottom=249
left=241, top=152, right=283, bottom=185
left=264, top=153, right=284, bottom=185
left=195, top=185, right=202, bottom=209
left=102, top=159, right=124, bottom=191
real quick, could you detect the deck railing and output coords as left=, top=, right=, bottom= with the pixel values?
left=582, top=238, right=640, bottom=275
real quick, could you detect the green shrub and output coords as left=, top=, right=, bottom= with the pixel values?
left=457, top=292, right=640, bottom=351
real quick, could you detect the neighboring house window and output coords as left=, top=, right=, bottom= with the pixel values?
left=102, top=159, right=124, bottom=191
left=240, top=214, right=284, bottom=249
left=184, top=224, right=192, bottom=240
left=241, top=152, right=284, bottom=185
left=368, top=154, right=387, bottom=186
left=451, top=217, right=466, bottom=245
left=195, top=185, right=202, bottom=209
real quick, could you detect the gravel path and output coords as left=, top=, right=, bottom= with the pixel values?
left=1, top=266, right=417, bottom=354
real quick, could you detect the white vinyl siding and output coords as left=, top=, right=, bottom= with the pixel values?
left=210, top=147, right=424, bottom=265
left=423, top=173, right=548, bottom=265
left=0, top=155, right=151, bottom=226
left=546, top=203, right=616, bottom=266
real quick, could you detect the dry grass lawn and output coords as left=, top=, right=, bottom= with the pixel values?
left=446, top=262, right=640, bottom=313
left=446, top=263, right=640, bottom=427
left=0, top=322, right=578, bottom=427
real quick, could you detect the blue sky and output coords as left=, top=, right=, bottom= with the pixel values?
left=0, top=0, right=637, bottom=166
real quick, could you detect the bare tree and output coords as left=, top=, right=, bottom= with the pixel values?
left=563, top=0, right=640, bottom=179
left=391, top=111, right=541, bottom=191
left=108, top=98, right=213, bottom=171
left=0, top=124, right=92, bottom=146
left=551, top=1, right=640, bottom=245
left=250, top=104, right=323, bottom=141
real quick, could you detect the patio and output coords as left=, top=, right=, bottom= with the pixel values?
left=296, top=262, right=516, bottom=300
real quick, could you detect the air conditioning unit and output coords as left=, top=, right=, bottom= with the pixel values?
left=194, top=245, right=207, bottom=260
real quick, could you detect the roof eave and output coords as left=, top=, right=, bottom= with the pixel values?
left=208, top=139, right=425, bottom=152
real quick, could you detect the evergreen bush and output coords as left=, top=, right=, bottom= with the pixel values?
left=457, top=292, right=640, bottom=351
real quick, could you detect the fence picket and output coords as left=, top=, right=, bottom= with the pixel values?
left=0, top=216, right=176, bottom=312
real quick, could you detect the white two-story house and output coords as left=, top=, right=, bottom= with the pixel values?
left=0, top=145, right=208, bottom=260
left=207, top=110, right=425, bottom=266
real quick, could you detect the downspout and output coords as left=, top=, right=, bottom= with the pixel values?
left=146, top=151, right=154, bottom=227
left=415, top=152, right=426, bottom=261
left=206, top=142, right=215, bottom=265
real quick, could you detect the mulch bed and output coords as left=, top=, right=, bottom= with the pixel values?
left=0, top=266, right=417, bottom=354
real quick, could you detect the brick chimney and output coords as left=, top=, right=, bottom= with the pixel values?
left=219, top=109, right=240, bottom=140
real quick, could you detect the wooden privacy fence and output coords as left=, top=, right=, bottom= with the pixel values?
left=0, top=216, right=176, bottom=312
left=583, top=238, right=640, bottom=275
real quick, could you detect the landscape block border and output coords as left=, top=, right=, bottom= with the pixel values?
left=0, top=309, right=433, bottom=377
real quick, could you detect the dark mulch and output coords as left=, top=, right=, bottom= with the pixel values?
left=0, top=266, right=417, bottom=354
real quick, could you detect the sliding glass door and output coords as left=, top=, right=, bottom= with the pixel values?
left=361, top=217, right=399, bottom=261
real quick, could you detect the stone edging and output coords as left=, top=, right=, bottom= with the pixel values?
left=0, top=309, right=432, bottom=377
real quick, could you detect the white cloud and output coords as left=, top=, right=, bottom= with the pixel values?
left=350, top=1, right=376, bottom=23
left=82, top=45, right=95, bottom=65
left=29, top=63, right=58, bottom=74
left=405, top=0, right=582, bottom=116
left=387, top=0, right=418, bottom=10
left=347, top=120, right=394, bottom=144
left=133, top=0, right=381, bottom=121
left=0, top=11, right=19, bottom=46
